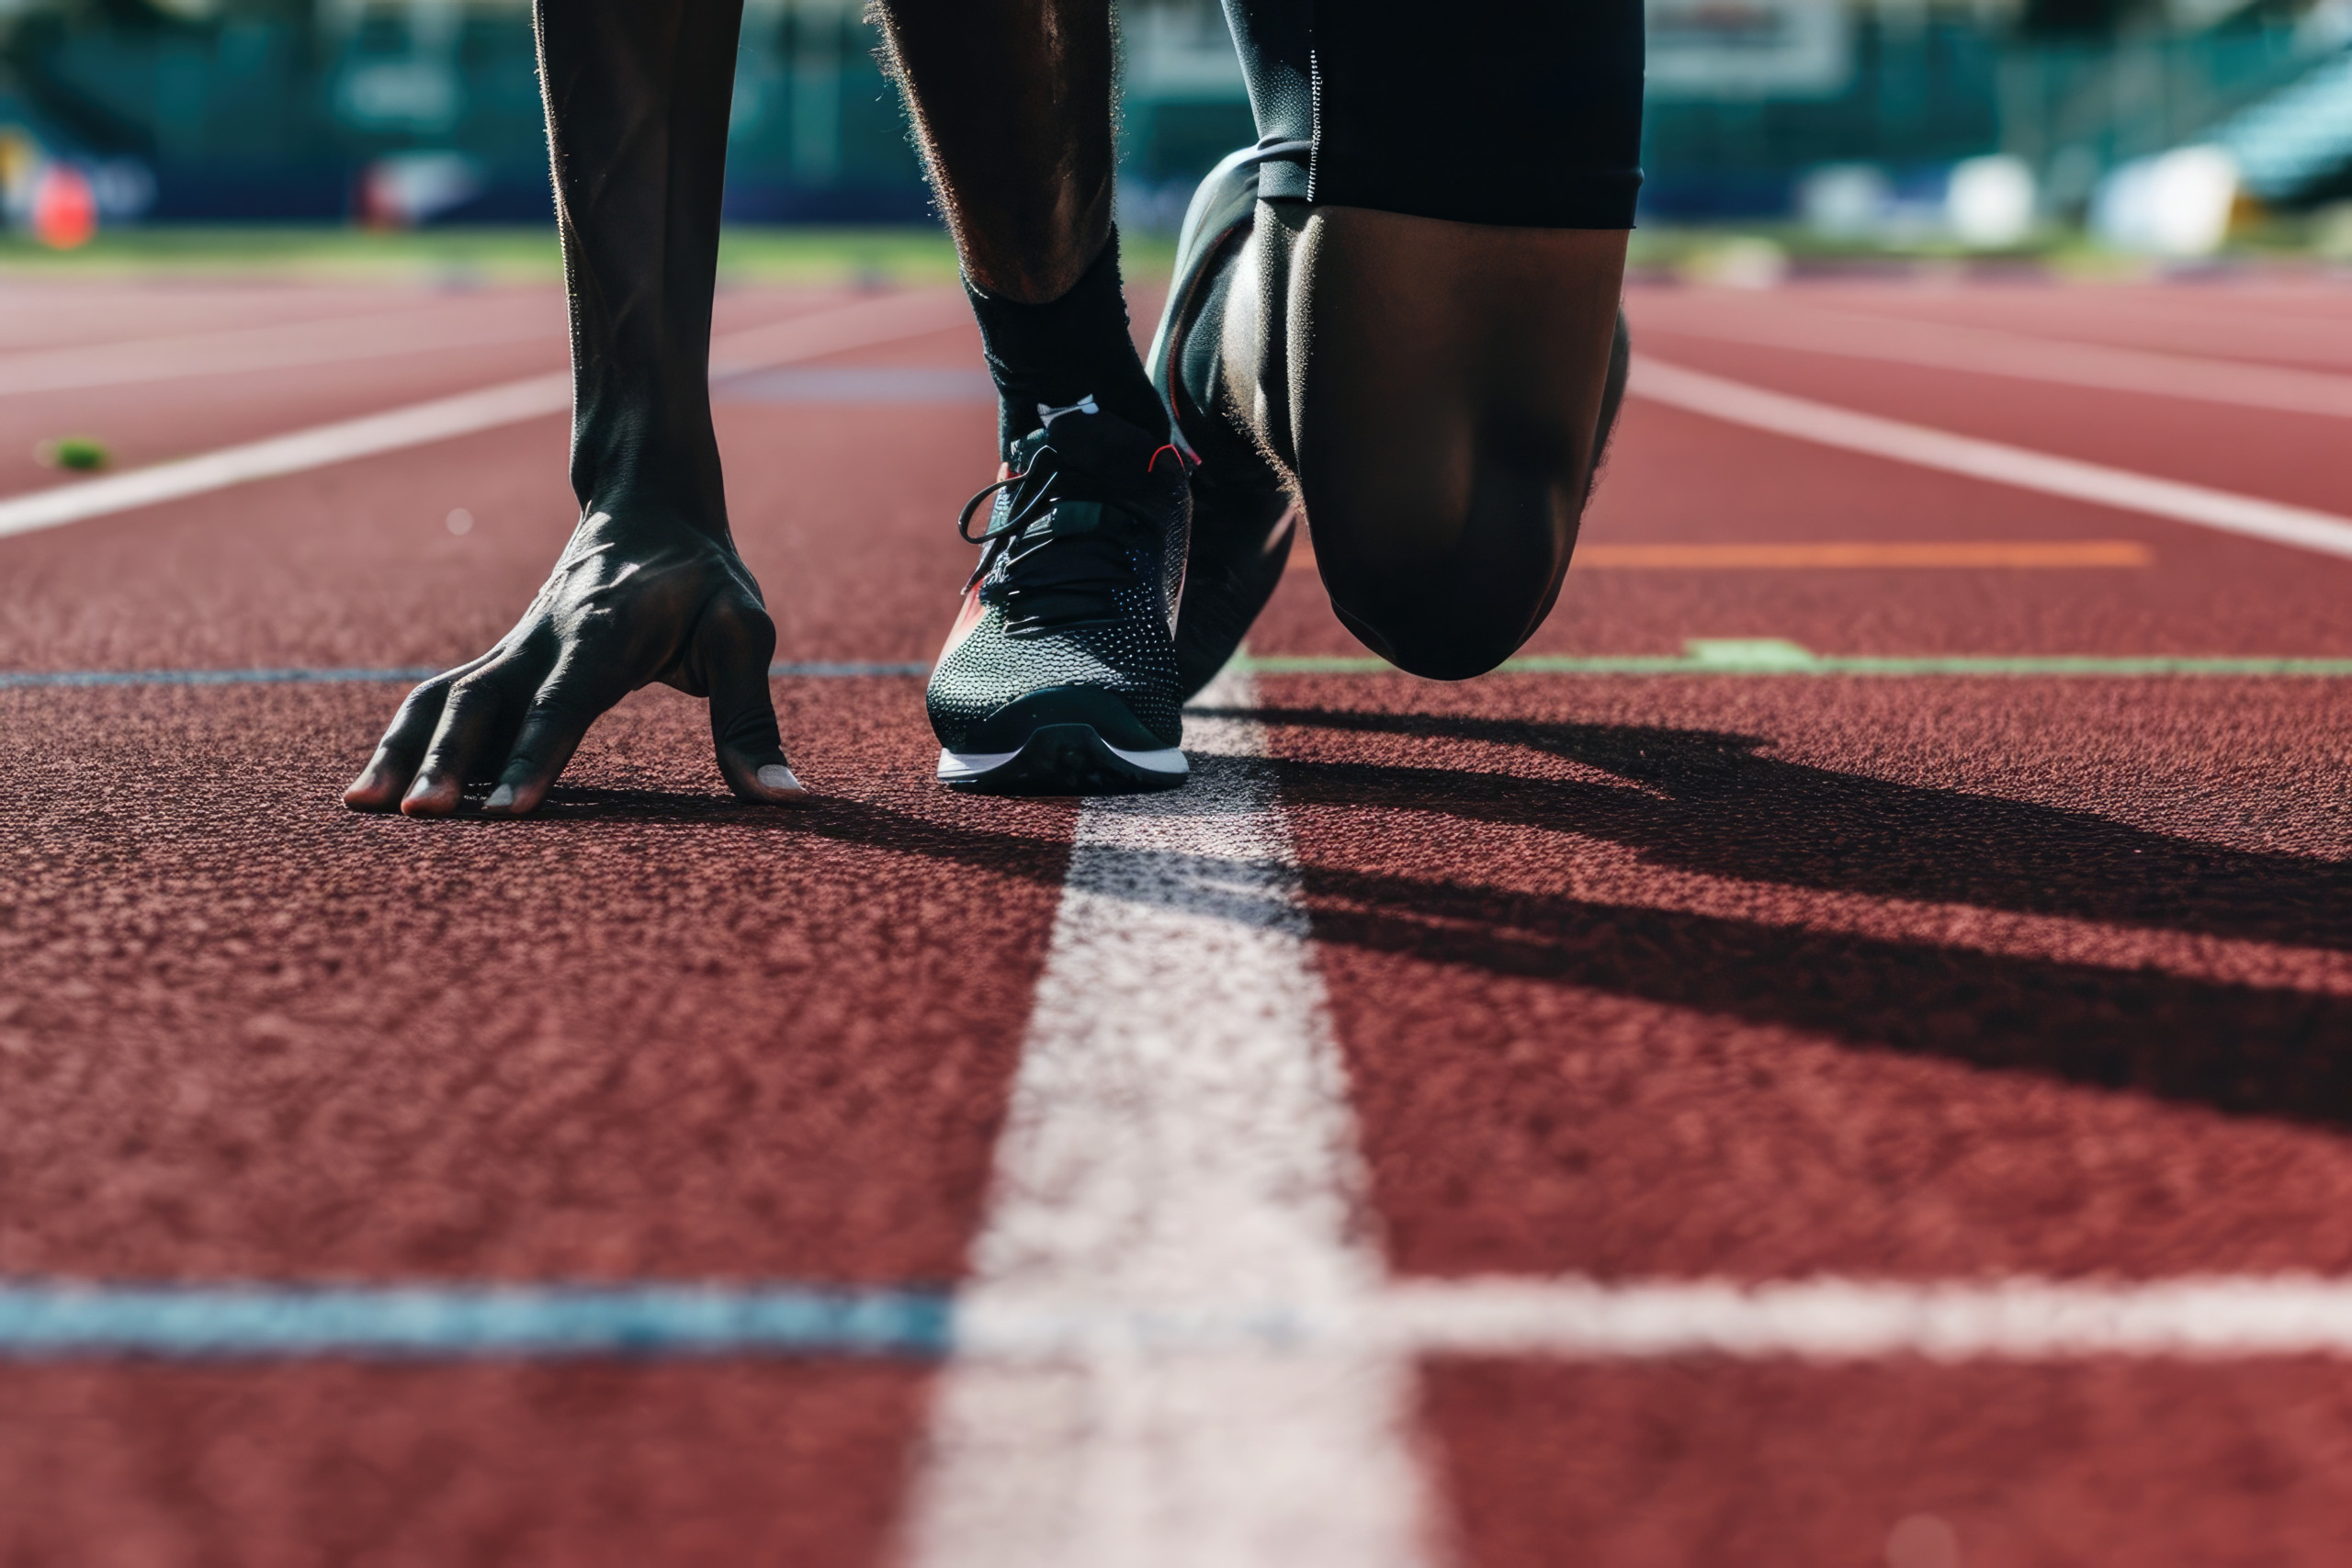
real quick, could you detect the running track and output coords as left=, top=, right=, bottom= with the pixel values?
left=2, top=267, right=2350, bottom=1565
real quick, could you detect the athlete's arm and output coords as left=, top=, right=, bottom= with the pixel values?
left=344, top=0, right=808, bottom=818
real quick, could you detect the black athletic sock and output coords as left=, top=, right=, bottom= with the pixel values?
left=966, top=228, right=1166, bottom=455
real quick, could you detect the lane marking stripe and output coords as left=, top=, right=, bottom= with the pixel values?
left=1291, top=540, right=2155, bottom=572
left=1639, top=299, right=2352, bottom=419
left=1241, top=652, right=2352, bottom=677
left=0, top=290, right=971, bottom=542
left=1378, top=1276, right=2352, bottom=1359
left=1572, top=540, right=2152, bottom=569
left=901, top=667, right=1438, bottom=1568
left=0, top=1283, right=948, bottom=1357
left=1628, top=355, right=2352, bottom=562
left=16, top=1276, right=2352, bottom=1360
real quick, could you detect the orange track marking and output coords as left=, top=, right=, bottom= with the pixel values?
left=1286, top=539, right=2151, bottom=572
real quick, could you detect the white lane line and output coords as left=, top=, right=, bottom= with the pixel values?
left=0, top=375, right=571, bottom=541
left=0, top=289, right=972, bottom=542
left=1374, top=1275, right=2352, bottom=1360
left=1629, top=355, right=2352, bottom=562
left=946, top=1274, right=2352, bottom=1361
left=1637, top=299, right=2352, bottom=419
left=0, top=295, right=562, bottom=398
left=902, top=666, right=1439, bottom=1568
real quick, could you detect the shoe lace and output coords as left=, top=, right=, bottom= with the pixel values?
left=955, top=418, right=1184, bottom=636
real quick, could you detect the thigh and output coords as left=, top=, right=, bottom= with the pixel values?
left=1286, top=210, right=1626, bottom=587
left=1276, top=209, right=1626, bottom=676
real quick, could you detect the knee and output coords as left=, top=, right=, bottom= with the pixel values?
left=1313, top=439, right=1578, bottom=681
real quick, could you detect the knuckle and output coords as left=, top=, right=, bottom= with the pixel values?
left=393, top=675, right=452, bottom=718
left=446, top=669, right=509, bottom=708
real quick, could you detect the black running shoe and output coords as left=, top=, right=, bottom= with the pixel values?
left=927, top=399, right=1193, bottom=794
left=1148, top=145, right=1300, bottom=701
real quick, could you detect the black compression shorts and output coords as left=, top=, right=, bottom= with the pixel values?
left=1220, top=0, right=1644, bottom=229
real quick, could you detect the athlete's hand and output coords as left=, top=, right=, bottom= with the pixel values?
left=343, top=511, right=812, bottom=818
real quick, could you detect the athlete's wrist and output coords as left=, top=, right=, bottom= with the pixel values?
left=563, top=493, right=743, bottom=562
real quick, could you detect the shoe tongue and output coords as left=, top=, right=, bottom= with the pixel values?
left=1033, top=402, right=1161, bottom=481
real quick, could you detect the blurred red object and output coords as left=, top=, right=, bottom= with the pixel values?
left=32, top=165, right=96, bottom=249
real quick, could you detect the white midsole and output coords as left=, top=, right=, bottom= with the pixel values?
left=937, top=737, right=1190, bottom=783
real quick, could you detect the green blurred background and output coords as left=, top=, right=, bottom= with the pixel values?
left=3, top=0, right=2352, bottom=270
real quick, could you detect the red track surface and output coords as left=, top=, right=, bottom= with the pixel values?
left=3, top=271, right=2350, bottom=1563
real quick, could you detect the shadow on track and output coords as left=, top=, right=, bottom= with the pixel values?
left=508, top=721, right=2352, bottom=1128
left=1206, top=704, right=2352, bottom=1130
left=507, top=784, right=1078, bottom=886
left=1223, top=705, right=2352, bottom=951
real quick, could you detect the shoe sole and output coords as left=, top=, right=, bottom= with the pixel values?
left=938, top=723, right=1188, bottom=795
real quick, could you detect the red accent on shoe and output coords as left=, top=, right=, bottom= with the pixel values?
left=936, top=577, right=990, bottom=662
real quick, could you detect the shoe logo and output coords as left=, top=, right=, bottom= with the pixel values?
left=1037, top=395, right=1099, bottom=424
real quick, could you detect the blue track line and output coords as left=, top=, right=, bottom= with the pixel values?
left=0, top=1281, right=952, bottom=1359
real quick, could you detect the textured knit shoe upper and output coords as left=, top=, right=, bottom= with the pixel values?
left=927, top=401, right=1192, bottom=755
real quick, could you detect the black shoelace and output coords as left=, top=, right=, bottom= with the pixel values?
left=956, top=434, right=1146, bottom=636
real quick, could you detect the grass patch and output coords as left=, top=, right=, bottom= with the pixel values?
left=3, top=219, right=2337, bottom=289
left=36, top=435, right=110, bottom=471
left=0, top=223, right=1038, bottom=287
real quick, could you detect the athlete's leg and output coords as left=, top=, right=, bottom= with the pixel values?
left=1167, top=0, right=1642, bottom=681
left=1240, top=211, right=1627, bottom=678
left=870, top=0, right=1107, bottom=303
left=878, top=0, right=1198, bottom=795
left=869, top=0, right=1159, bottom=442
left=345, top=0, right=805, bottom=816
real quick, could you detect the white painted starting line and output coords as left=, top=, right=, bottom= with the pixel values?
left=901, top=663, right=1441, bottom=1568
left=1629, top=355, right=2352, bottom=562
left=0, top=288, right=971, bottom=542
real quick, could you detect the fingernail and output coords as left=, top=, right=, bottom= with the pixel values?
left=485, top=784, right=516, bottom=812
left=756, top=763, right=803, bottom=794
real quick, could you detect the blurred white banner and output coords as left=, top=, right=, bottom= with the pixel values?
left=1646, top=0, right=1854, bottom=98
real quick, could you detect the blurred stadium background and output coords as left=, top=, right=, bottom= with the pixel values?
left=1, top=0, right=2351, bottom=261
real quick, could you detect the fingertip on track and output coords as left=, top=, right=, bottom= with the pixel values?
left=337, top=768, right=821, bottom=817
